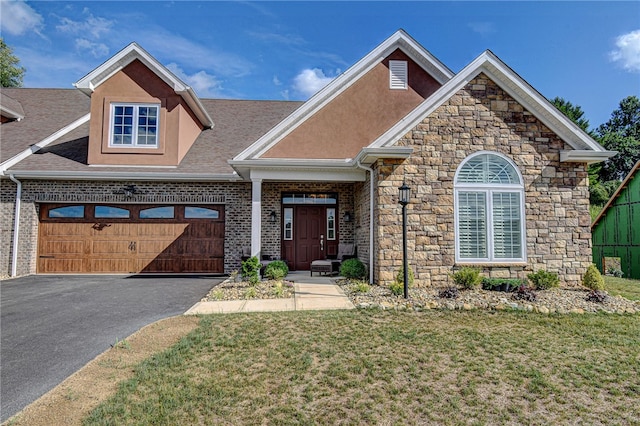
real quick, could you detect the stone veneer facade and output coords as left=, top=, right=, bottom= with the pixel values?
left=374, top=74, right=592, bottom=287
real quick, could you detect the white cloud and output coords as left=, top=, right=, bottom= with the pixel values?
left=293, top=68, right=335, bottom=98
left=273, top=75, right=282, bottom=86
left=166, top=63, right=222, bottom=98
left=56, top=10, right=113, bottom=39
left=0, top=0, right=43, bottom=36
left=610, top=29, right=640, bottom=72
left=468, top=22, right=496, bottom=36
left=75, top=38, right=109, bottom=58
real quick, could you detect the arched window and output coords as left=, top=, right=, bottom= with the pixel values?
left=454, top=152, right=526, bottom=263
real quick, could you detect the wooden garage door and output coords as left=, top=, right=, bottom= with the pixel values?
left=38, top=204, right=225, bottom=274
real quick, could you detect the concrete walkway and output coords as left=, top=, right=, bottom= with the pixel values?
left=185, top=271, right=355, bottom=314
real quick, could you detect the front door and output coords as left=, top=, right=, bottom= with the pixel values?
left=294, top=206, right=325, bottom=270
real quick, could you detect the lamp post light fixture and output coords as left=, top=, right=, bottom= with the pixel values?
left=398, top=181, right=411, bottom=299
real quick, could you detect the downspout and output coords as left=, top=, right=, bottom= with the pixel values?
left=8, top=174, right=21, bottom=277
left=356, top=161, right=375, bottom=284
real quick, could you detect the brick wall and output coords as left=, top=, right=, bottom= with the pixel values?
left=374, top=74, right=592, bottom=287
left=0, top=180, right=253, bottom=277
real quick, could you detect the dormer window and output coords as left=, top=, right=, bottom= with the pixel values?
left=110, top=104, right=159, bottom=147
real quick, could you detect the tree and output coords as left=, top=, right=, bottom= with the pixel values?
left=550, top=97, right=592, bottom=134
left=0, top=38, right=25, bottom=87
left=596, top=96, right=640, bottom=181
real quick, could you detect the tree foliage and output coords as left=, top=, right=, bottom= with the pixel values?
left=595, top=96, right=640, bottom=181
left=550, top=97, right=591, bottom=134
left=0, top=38, right=25, bottom=87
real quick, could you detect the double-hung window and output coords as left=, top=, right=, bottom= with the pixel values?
left=454, top=152, right=526, bottom=263
left=110, top=104, right=159, bottom=147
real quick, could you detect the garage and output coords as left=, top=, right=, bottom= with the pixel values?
left=38, top=204, right=225, bottom=274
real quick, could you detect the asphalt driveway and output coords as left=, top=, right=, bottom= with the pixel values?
left=1, top=274, right=223, bottom=422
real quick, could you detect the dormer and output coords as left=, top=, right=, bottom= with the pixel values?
left=74, top=43, right=213, bottom=166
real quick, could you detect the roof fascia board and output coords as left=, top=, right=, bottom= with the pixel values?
left=560, top=150, right=617, bottom=163
left=250, top=168, right=366, bottom=182
left=370, top=51, right=607, bottom=155
left=2, top=170, right=242, bottom=181
left=354, top=146, right=413, bottom=165
left=74, top=43, right=213, bottom=128
left=591, top=159, right=640, bottom=227
left=234, top=30, right=454, bottom=161
left=0, top=113, right=91, bottom=175
left=0, top=105, right=25, bottom=120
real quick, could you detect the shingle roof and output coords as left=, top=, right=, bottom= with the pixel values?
left=1, top=88, right=301, bottom=176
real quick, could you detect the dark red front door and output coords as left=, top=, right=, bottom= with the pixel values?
left=293, top=206, right=325, bottom=270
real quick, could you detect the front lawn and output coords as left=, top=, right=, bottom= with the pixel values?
left=84, top=310, right=639, bottom=425
left=605, top=276, right=640, bottom=300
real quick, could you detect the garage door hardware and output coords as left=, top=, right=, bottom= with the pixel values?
left=92, top=222, right=112, bottom=231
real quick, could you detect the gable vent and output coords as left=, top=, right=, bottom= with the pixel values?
left=389, top=60, right=408, bottom=90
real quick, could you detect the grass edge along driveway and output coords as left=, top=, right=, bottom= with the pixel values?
left=78, top=309, right=640, bottom=425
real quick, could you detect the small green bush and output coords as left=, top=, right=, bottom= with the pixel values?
left=583, top=264, right=605, bottom=290
left=352, top=280, right=370, bottom=293
left=527, top=270, right=560, bottom=290
left=395, top=266, right=415, bottom=288
left=340, top=258, right=366, bottom=280
left=241, top=256, right=261, bottom=285
left=450, top=267, right=482, bottom=289
left=264, top=260, right=289, bottom=280
left=481, top=277, right=524, bottom=292
left=389, top=280, right=404, bottom=296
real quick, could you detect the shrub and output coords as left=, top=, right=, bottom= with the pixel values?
left=340, top=258, right=366, bottom=280
left=439, top=286, right=459, bottom=299
left=606, top=266, right=624, bottom=278
left=586, top=290, right=609, bottom=303
left=481, top=278, right=524, bottom=292
left=583, top=264, right=605, bottom=291
left=527, top=270, right=559, bottom=290
left=389, top=280, right=404, bottom=296
left=264, top=260, right=289, bottom=280
left=512, top=285, right=537, bottom=302
left=395, top=266, right=415, bottom=288
left=241, top=256, right=261, bottom=285
left=450, top=267, right=482, bottom=289
left=352, top=280, right=370, bottom=293
left=272, top=280, right=284, bottom=298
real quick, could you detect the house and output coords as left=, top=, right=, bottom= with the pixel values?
left=0, top=30, right=614, bottom=286
left=591, top=160, right=640, bottom=279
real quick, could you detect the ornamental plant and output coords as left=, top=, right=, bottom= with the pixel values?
left=582, top=264, right=605, bottom=291
left=450, top=267, right=482, bottom=289
left=241, top=256, right=261, bottom=285
left=395, top=266, right=415, bottom=288
left=527, top=270, right=559, bottom=290
left=264, top=260, right=289, bottom=280
left=340, top=258, right=367, bottom=280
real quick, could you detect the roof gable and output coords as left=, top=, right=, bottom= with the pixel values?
left=234, top=29, right=454, bottom=161
left=74, top=42, right=213, bottom=128
left=371, top=50, right=614, bottom=162
left=592, top=160, right=640, bottom=228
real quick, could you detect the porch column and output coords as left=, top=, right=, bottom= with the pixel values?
left=251, top=178, right=262, bottom=258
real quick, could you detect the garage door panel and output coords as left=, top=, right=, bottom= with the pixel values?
left=39, top=258, right=84, bottom=273
left=88, top=258, right=133, bottom=273
left=91, top=240, right=132, bottom=254
left=39, top=204, right=225, bottom=274
left=41, top=240, right=85, bottom=255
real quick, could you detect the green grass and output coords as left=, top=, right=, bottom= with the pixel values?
left=605, top=276, right=640, bottom=300
left=84, top=310, right=640, bottom=425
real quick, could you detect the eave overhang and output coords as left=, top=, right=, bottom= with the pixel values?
left=73, top=42, right=213, bottom=129
left=1, top=170, right=242, bottom=182
left=560, top=150, right=617, bottom=164
left=0, top=105, right=24, bottom=121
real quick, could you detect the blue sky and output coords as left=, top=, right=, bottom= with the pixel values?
left=1, top=1, right=638, bottom=128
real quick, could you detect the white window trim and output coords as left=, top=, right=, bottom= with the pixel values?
left=109, top=103, right=160, bottom=148
left=454, top=151, right=527, bottom=264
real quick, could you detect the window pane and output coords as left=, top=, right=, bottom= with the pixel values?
left=327, top=208, right=336, bottom=240
left=48, top=205, right=85, bottom=218
left=185, top=206, right=219, bottom=219
left=492, top=192, right=522, bottom=258
left=284, top=208, right=293, bottom=240
left=140, top=206, right=174, bottom=219
left=457, top=154, right=520, bottom=184
left=95, top=206, right=130, bottom=218
left=458, top=192, right=487, bottom=259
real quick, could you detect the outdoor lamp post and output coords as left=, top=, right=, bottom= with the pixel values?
left=398, top=181, right=411, bottom=299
